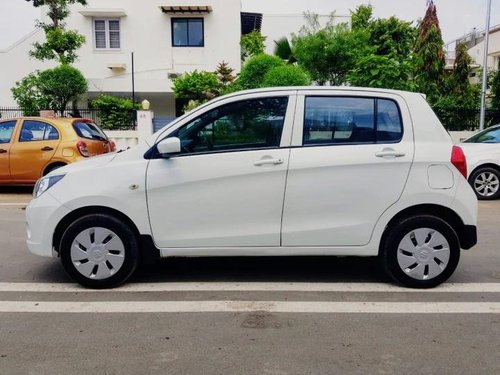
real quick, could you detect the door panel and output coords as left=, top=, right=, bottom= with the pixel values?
left=10, top=120, right=61, bottom=182
left=282, top=94, right=414, bottom=246
left=0, top=120, right=17, bottom=182
left=146, top=95, right=295, bottom=248
left=147, top=149, right=290, bottom=247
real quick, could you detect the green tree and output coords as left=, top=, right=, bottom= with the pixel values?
left=261, top=65, right=311, bottom=87
left=350, top=4, right=373, bottom=31
left=215, top=61, right=236, bottom=87
left=26, top=0, right=87, bottom=64
left=240, top=30, right=267, bottom=61
left=236, top=54, right=285, bottom=89
left=369, top=17, right=416, bottom=59
left=11, top=72, right=51, bottom=115
left=293, top=21, right=371, bottom=85
left=414, top=0, right=446, bottom=102
left=348, top=55, right=417, bottom=91
left=492, top=70, right=500, bottom=109
left=38, top=65, right=88, bottom=114
left=30, top=28, right=85, bottom=64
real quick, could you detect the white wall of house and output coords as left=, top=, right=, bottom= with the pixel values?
left=0, top=0, right=242, bottom=117
left=467, top=26, right=500, bottom=72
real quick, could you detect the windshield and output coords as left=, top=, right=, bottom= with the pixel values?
left=73, top=121, right=108, bottom=141
left=464, top=126, right=500, bottom=143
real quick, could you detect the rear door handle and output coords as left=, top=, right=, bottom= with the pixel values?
left=41, top=146, right=54, bottom=151
left=254, top=158, right=284, bottom=166
left=375, top=149, right=405, bottom=158
left=0, top=149, right=7, bottom=154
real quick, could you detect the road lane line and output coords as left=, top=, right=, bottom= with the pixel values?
left=0, top=301, right=499, bottom=314
left=0, top=203, right=29, bottom=206
left=1, top=282, right=500, bottom=293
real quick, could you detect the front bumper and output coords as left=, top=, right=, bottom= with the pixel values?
left=26, top=192, right=71, bottom=257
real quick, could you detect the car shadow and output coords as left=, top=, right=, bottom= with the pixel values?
left=0, top=186, right=33, bottom=194
left=130, top=256, right=389, bottom=284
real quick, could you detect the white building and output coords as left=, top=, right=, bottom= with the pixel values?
left=0, top=0, right=344, bottom=118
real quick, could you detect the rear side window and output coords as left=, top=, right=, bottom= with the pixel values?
left=19, top=120, right=59, bottom=142
left=73, top=122, right=108, bottom=141
left=0, top=121, right=16, bottom=144
left=303, top=96, right=403, bottom=145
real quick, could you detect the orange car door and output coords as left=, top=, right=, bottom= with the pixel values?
left=10, top=119, right=61, bottom=182
left=0, top=120, right=18, bottom=182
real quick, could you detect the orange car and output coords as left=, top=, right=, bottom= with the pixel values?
left=0, top=117, right=115, bottom=184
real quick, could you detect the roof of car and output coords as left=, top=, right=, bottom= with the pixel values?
left=222, top=86, right=424, bottom=97
left=3, top=117, right=92, bottom=123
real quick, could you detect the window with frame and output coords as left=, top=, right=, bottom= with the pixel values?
left=19, top=121, right=59, bottom=142
left=0, top=121, right=16, bottom=144
left=94, top=19, right=121, bottom=50
left=303, top=97, right=403, bottom=145
left=170, top=97, right=289, bottom=154
left=172, top=18, right=204, bottom=47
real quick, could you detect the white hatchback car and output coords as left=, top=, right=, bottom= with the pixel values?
left=460, top=124, right=500, bottom=200
left=26, top=87, right=478, bottom=289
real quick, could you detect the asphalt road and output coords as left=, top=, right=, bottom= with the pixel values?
left=0, top=188, right=499, bottom=374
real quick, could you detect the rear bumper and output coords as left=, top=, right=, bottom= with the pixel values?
left=460, top=225, right=477, bottom=250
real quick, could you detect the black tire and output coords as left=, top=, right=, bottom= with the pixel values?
left=380, top=215, right=460, bottom=288
left=469, top=167, right=500, bottom=200
left=60, top=214, right=139, bottom=289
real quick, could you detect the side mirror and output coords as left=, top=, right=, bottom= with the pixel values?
left=156, top=137, right=181, bottom=157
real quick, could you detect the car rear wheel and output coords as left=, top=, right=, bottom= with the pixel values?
left=60, top=214, right=139, bottom=289
left=469, top=167, right=500, bottom=200
left=381, top=215, right=460, bottom=288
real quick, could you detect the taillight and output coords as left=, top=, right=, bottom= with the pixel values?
left=451, top=145, right=467, bottom=178
left=76, top=141, right=89, bottom=157
left=109, top=140, right=116, bottom=152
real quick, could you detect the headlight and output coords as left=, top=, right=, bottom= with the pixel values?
left=33, top=174, right=66, bottom=198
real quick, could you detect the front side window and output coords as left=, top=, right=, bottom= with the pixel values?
left=172, top=18, right=204, bottom=47
left=303, top=96, right=403, bottom=145
left=19, top=121, right=59, bottom=142
left=170, top=97, right=289, bottom=154
left=94, top=19, right=121, bottom=49
left=0, top=121, right=16, bottom=144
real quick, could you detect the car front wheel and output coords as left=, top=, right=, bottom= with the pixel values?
left=60, top=214, right=139, bottom=289
left=381, top=215, right=460, bottom=288
left=469, top=167, right=500, bottom=200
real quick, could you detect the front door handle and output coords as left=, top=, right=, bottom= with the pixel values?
left=375, top=148, right=405, bottom=158
left=41, top=146, right=54, bottom=151
left=0, top=149, right=7, bottom=154
left=254, top=158, right=284, bottom=166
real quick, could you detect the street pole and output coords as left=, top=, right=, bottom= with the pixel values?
left=479, top=0, right=492, bottom=131
left=131, top=52, right=136, bottom=107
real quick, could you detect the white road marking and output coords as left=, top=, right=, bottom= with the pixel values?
left=0, top=203, right=28, bottom=206
left=1, top=282, right=500, bottom=293
left=0, top=301, right=499, bottom=314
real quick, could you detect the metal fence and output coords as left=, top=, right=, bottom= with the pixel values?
left=434, top=108, right=500, bottom=131
left=0, top=107, right=136, bottom=130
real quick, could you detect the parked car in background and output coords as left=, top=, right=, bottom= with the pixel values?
left=0, top=117, right=115, bottom=185
left=26, top=87, right=477, bottom=289
left=460, top=124, right=500, bottom=200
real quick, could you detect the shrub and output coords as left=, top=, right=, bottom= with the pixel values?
left=172, top=70, right=220, bottom=101
left=91, top=95, right=139, bottom=129
left=237, top=54, right=285, bottom=90
left=261, top=65, right=311, bottom=87
left=11, top=71, right=50, bottom=116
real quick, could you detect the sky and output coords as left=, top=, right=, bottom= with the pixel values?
left=0, top=0, right=499, bottom=50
